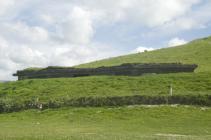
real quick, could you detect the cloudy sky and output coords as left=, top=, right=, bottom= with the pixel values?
left=0, top=0, right=211, bottom=80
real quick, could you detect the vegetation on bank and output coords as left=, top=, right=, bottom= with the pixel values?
left=1, top=94, right=211, bottom=113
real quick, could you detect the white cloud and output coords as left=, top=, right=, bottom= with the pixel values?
left=129, top=0, right=200, bottom=27
left=149, top=16, right=205, bottom=37
left=132, top=46, right=154, bottom=53
left=0, top=0, right=14, bottom=16
left=62, top=6, right=94, bottom=45
left=0, top=0, right=210, bottom=80
left=9, top=45, right=47, bottom=66
left=47, top=42, right=120, bottom=66
left=76, top=0, right=201, bottom=27
left=40, top=15, right=54, bottom=24
left=145, top=0, right=211, bottom=37
left=0, top=20, right=118, bottom=80
left=167, top=38, right=188, bottom=47
left=0, top=22, right=49, bottom=44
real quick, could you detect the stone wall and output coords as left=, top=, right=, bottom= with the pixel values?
left=13, top=63, right=198, bottom=80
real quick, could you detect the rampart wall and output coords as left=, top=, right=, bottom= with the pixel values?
left=13, top=63, right=198, bottom=80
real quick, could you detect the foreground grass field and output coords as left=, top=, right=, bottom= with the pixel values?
left=0, top=105, right=211, bottom=140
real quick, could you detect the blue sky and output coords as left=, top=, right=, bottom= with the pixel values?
left=0, top=0, right=211, bottom=80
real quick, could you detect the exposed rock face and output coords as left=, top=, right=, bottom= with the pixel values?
left=13, top=63, right=198, bottom=80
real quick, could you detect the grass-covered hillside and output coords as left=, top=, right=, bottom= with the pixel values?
left=0, top=36, right=211, bottom=140
left=1, top=73, right=211, bottom=102
left=78, top=36, right=211, bottom=72
left=0, top=36, right=211, bottom=112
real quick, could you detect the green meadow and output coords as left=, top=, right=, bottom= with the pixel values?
left=0, top=106, right=211, bottom=140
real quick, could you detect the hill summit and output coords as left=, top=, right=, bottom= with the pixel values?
left=77, top=36, right=211, bottom=72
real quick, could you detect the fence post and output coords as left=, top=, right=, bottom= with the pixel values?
left=169, top=84, right=173, bottom=96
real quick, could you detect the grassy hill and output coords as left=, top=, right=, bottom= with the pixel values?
left=0, top=36, right=211, bottom=112
left=0, top=36, right=211, bottom=140
left=78, top=36, right=211, bottom=72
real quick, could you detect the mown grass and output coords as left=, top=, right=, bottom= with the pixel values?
left=0, top=105, right=211, bottom=140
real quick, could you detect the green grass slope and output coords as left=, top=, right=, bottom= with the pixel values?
left=0, top=73, right=211, bottom=112
left=1, top=73, right=211, bottom=101
left=78, top=36, right=211, bottom=72
left=0, top=106, right=211, bottom=140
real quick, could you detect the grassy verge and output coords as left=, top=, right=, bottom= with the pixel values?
left=0, top=105, right=211, bottom=140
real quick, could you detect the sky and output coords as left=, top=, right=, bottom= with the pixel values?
left=0, top=0, right=211, bottom=80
